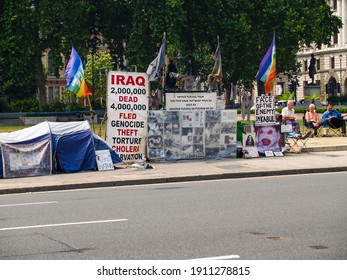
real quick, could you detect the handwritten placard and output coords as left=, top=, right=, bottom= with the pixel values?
left=95, top=150, right=114, bottom=171
left=255, top=95, right=276, bottom=124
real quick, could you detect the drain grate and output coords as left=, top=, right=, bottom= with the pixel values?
left=309, top=245, right=328, bottom=250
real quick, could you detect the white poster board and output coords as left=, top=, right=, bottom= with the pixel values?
left=95, top=150, right=114, bottom=171
left=106, top=71, right=149, bottom=163
left=165, top=92, right=217, bottom=111
left=255, top=95, right=276, bottom=124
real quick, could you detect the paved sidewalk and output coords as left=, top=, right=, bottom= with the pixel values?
left=1, top=137, right=347, bottom=195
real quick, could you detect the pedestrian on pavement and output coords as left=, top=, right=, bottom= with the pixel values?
left=282, top=100, right=300, bottom=134
left=305, top=103, right=320, bottom=136
left=320, top=102, right=346, bottom=137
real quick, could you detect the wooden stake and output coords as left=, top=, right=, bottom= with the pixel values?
left=86, top=95, right=95, bottom=133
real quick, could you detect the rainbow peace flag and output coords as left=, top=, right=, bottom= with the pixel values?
left=256, top=33, right=276, bottom=94
left=64, top=47, right=92, bottom=97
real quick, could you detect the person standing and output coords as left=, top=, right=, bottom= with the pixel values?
left=282, top=100, right=300, bottom=134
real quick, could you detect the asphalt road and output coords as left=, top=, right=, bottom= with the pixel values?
left=0, top=172, right=346, bottom=260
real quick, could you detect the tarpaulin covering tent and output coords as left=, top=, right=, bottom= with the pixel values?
left=0, top=121, right=122, bottom=178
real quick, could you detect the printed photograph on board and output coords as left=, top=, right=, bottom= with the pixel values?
left=181, top=111, right=205, bottom=159
left=147, top=111, right=165, bottom=159
left=146, top=110, right=237, bottom=161
left=243, top=133, right=256, bottom=147
left=164, top=122, right=181, bottom=160
left=255, top=124, right=285, bottom=154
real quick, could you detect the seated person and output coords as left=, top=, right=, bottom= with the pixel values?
left=320, top=102, right=346, bottom=137
left=305, top=103, right=320, bottom=137
left=281, top=100, right=300, bottom=133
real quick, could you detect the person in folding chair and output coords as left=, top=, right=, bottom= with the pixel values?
left=281, top=100, right=301, bottom=135
left=305, top=103, right=320, bottom=137
left=282, top=101, right=312, bottom=153
left=320, top=102, right=346, bottom=137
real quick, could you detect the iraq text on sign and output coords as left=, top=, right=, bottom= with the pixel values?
left=106, top=71, right=149, bottom=163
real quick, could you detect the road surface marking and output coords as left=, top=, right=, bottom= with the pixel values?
left=0, top=219, right=128, bottom=231
left=191, top=255, right=240, bottom=260
left=0, top=201, right=58, bottom=208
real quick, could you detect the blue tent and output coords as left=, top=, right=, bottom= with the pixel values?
left=0, top=121, right=122, bottom=178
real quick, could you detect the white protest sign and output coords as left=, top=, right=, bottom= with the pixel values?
left=255, top=95, right=276, bottom=124
left=165, top=92, right=217, bottom=111
left=95, top=150, right=114, bottom=171
left=106, top=71, right=149, bottom=163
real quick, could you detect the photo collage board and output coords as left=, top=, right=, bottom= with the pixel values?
left=147, top=110, right=237, bottom=161
left=242, top=95, right=285, bottom=158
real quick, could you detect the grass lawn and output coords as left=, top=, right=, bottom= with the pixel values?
left=0, top=126, right=28, bottom=133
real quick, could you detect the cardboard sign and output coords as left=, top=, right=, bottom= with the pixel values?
left=95, top=150, right=114, bottom=171
left=280, top=124, right=293, bottom=133
left=255, top=95, right=276, bottom=124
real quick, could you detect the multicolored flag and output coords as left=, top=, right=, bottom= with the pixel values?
left=210, top=41, right=222, bottom=79
left=146, top=33, right=166, bottom=82
left=64, top=47, right=92, bottom=97
left=256, top=33, right=276, bottom=94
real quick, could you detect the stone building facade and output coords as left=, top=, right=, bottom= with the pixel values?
left=296, top=0, right=347, bottom=102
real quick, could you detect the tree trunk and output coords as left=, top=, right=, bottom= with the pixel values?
left=35, top=51, right=46, bottom=106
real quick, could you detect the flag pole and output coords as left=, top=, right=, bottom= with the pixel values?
left=86, top=95, right=95, bottom=133
left=272, top=31, right=277, bottom=96
left=162, top=32, right=166, bottom=91
left=216, top=35, right=221, bottom=92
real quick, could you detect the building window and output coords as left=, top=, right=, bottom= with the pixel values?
left=317, top=58, right=320, bottom=70
left=54, top=86, right=60, bottom=100
left=48, top=52, right=55, bottom=76
left=333, top=33, right=338, bottom=45
left=331, top=57, right=335, bottom=69
left=333, top=0, right=337, bottom=10
left=304, top=60, right=308, bottom=71
left=48, top=86, right=60, bottom=103
left=48, top=87, right=53, bottom=103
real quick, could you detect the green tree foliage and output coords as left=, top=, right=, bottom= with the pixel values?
left=0, top=0, right=342, bottom=109
left=84, top=51, right=115, bottom=108
left=0, top=0, right=93, bottom=105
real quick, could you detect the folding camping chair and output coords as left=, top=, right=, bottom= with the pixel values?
left=285, top=131, right=312, bottom=153
left=279, top=113, right=312, bottom=153
left=326, top=118, right=343, bottom=137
